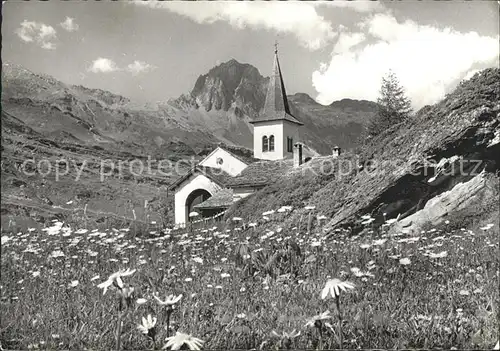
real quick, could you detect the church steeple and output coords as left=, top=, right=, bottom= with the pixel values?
left=250, top=45, right=303, bottom=125
left=251, top=45, right=303, bottom=161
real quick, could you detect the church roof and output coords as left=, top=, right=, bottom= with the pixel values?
left=227, top=159, right=294, bottom=188
left=214, top=145, right=258, bottom=165
left=168, top=166, right=233, bottom=191
left=193, top=188, right=233, bottom=210
left=250, top=49, right=303, bottom=126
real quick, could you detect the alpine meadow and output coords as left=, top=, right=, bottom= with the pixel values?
left=1, top=1, right=499, bottom=350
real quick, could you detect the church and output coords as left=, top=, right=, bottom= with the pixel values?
left=169, top=48, right=320, bottom=226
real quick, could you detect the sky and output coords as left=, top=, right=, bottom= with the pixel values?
left=2, top=1, right=499, bottom=109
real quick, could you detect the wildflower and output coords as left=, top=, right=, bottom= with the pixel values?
left=271, top=329, right=301, bottom=339
left=119, top=286, right=135, bottom=299
left=479, top=223, right=495, bottom=231
left=321, top=279, right=355, bottom=299
left=49, top=250, right=65, bottom=258
left=429, top=251, right=448, bottom=259
left=32, top=271, right=41, bottom=277
left=137, top=314, right=157, bottom=339
left=278, top=205, right=293, bottom=213
left=373, top=239, right=387, bottom=246
left=399, top=257, right=411, bottom=265
left=236, top=313, right=247, bottom=319
left=459, top=289, right=470, bottom=296
left=97, top=268, right=136, bottom=295
left=154, top=293, right=182, bottom=307
left=163, top=332, right=204, bottom=350
left=69, top=280, right=79, bottom=288
left=350, top=267, right=363, bottom=277
left=192, top=257, right=203, bottom=264
left=271, top=329, right=300, bottom=348
left=305, top=311, right=332, bottom=327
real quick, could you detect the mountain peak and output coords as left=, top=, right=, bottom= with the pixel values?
left=220, top=58, right=242, bottom=66
left=329, top=98, right=379, bottom=111
left=289, top=93, right=317, bottom=105
left=190, top=59, right=266, bottom=112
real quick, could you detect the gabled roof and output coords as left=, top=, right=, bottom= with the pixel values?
left=226, top=159, right=294, bottom=188
left=198, top=146, right=258, bottom=168
left=193, top=188, right=233, bottom=210
left=168, top=166, right=233, bottom=191
left=250, top=49, right=303, bottom=126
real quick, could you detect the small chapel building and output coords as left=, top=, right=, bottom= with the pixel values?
left=169, top=48, right=315, bottom=226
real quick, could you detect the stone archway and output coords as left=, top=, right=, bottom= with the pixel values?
left=185, top=189, right=212, bottom=223
left=173, top=173, right=222, bottom=227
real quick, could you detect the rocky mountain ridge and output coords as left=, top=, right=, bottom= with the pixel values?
left=1, top=59, right=379, bottom=229
left=2, top=60, right=379, bottom=155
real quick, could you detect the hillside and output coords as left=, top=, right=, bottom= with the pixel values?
left=226, top=68, right=500, bottom=235
left=2, top=60, right=378, bottom=157
left=1, top=60, right=378, bottom=230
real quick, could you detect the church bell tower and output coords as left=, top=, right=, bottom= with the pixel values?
left=250, top=44, right=303, bottom=161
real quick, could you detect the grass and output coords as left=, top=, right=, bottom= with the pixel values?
left=1, top=209, right=499, bottom=350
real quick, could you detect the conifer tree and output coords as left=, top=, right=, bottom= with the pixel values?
left=367, top=70, right=413, bottom=137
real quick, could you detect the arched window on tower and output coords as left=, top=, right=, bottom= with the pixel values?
left=269, top=135, right=275, bottom=151
left=262, top=136, right=269, bottom=152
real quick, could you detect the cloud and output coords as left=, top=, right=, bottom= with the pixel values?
left=88, top=58, right=119, bottom=73
left=60, top=17, right=79, bottom=32
left=312, top=13, right=499, bottom=108
left=132, top=1, right=336, bottom=50
left=312, top=1, right=385, bottom=13
left=15, top=20, right=57, bottom=49
left=88, top=58, right=156, bottom=75
left=126, top=60, right=156, bottom=75
left=332, top=32, right=366, bottom=54
left=41, top=42, right=56, bottom=50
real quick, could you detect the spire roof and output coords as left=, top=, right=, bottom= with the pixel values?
left=250, top=48, right=303, bottom=125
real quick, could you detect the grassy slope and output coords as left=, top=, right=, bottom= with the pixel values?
left=1, top=109, right=190, bottom=232
left=0, top=212, right=498, bottom=349
left=226, top=68, right=500, bottom=235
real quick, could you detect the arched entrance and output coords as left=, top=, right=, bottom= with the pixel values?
left=185, top=189, right=212, bottom=222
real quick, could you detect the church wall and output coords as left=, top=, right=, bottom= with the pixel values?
left=253, top=120, right=285, bottom=160
left=253, top=120, right=301, bottom=160
left=174, top=174, right=222, bottom=226
left=198, top=147, right=247, bottom=176
left=282, top=121, right=300, bottom=159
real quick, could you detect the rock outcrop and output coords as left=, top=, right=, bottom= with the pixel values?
left=227, top=68, right=499, bottom=235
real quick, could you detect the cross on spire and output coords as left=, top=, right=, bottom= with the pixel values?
left=249, top=38, right=303, bottom=126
